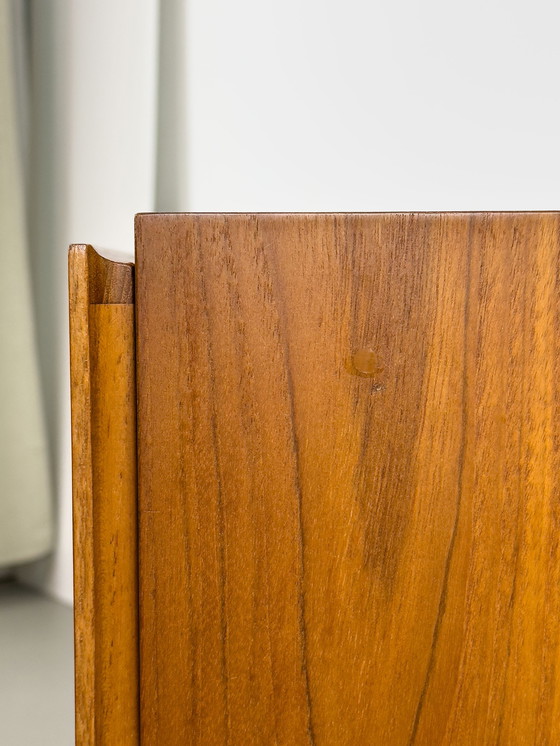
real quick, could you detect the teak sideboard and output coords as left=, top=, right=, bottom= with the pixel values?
left=69, top=212, right=560, bottom=745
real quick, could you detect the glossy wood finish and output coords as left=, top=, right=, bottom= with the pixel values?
left=135, top=213, right=560, bottom=745
left=69, top=245, right=139, bottom=745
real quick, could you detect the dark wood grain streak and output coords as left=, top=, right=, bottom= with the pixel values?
left=269, top=247, right=317, bottom=745
left=135, top=213, right=560, bottom=745
left=409, top=218, right=474, bottom=744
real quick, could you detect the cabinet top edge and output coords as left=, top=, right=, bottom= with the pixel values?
left=135, top=211, right=560, bottom=221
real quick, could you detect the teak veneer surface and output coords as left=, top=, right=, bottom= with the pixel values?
left=135, top=213, right=560, bottom=745
left=69, top=245, right=139, bottom=745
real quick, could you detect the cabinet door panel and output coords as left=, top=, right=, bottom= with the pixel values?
left=136, top=213, right=560, bottom=745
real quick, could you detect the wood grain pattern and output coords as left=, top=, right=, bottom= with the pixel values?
left=135, top=213, right=560, bottom=745
left=69, top=245, right=139, bottom=745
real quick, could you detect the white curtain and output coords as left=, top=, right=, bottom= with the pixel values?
left=0, top=0, right=52, bottom=567
left=19, top=0, right=160, bottom=604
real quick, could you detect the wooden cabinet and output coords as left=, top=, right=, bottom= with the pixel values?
left=70, top=213, right=560, bottom=745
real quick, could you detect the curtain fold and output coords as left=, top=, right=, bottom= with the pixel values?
left=0, top=0, right=53, bottom=566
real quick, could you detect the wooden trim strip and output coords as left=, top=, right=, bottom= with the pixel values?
left=69, top=245, right=139, bottom=745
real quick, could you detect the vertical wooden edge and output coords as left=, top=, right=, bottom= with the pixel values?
left=69, top=245, right=138, bottom=745
left=69, top=245, right=95, bottom=746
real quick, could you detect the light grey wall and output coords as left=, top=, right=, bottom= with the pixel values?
left=181, top=0, right=560, bottom=211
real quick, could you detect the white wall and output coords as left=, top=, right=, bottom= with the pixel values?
left=23, top=0, right=560, bottom=604
left=21, top=0, right=159, bottom=605
left=181, top=0, right=560, bottom=211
